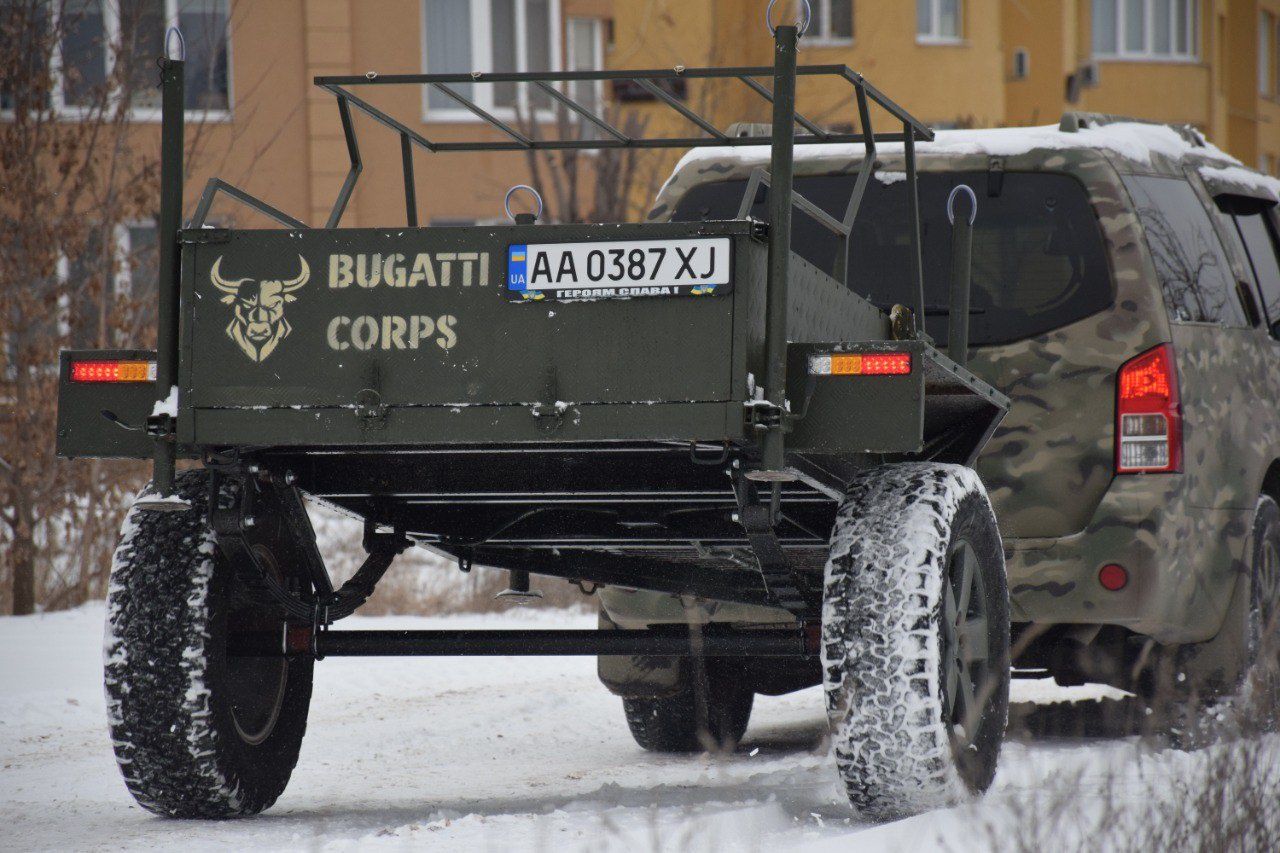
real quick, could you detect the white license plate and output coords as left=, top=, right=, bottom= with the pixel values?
left=506, top=237, right=731, bottom=300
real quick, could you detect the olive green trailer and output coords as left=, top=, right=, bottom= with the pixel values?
left=59, top=10, right=1010, bottom=823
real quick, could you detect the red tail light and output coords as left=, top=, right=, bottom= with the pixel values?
left=1115, top=344, right=1181, bottom=474
left=70, top=360, right=157, bottom=383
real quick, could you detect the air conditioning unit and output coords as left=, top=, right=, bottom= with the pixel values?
left=1078, top=61, right=1101, bottom=88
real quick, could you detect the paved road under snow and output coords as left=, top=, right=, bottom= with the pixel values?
left=0, top=604, right=1233, bottom=852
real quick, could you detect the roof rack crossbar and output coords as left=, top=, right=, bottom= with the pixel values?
left=312, top=65, right=930, bottom=155
left=429, top=82, right=534, bottom=148
left=736, top=167, right=849, bottom=237
left=191, top=177, right=306, bottom=230
left=737, top=76, right=828, bottom=139
left=410, top=132, right=907, bottom=154
left=632, top=78, right=726, bottom=140
left=325, top=96, right=363, bottom=228
left=315, top=64, right=867, bottom=86
left=530, top=80, right=631, bottom=143
left=320, top=84, right=439, bottom=152
left=838, top=67, right=934, bottom=142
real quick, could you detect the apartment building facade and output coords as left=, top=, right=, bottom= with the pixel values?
left=11, top=0, right=1276, bottom=233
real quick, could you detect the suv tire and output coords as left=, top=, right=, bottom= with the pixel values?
left=823, top=463, right=1009, bottom=820
left=622, top=661, right=753, bottom=753
left=105, top=470, right=313, bottom=818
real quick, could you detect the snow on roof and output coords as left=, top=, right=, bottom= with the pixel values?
left=1197, top=164, right=1280, bottom=202
left=666, top=121, right=1240, bottom=180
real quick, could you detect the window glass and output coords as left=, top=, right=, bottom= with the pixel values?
left=1174, top=0, right=1189, bottom=53
left=65, top=228, right=108, bottom=348
left=1153, top=0, right=1170, bottom=53
left=1124, top=0, right=1145, bottom=52
left=1093, top=0, right=1117, bottom=53
left=181, top=0, right=229, bottom=111
left=1235, top=211, right=1280, bottom=337
left=916, top=0, right=932, bottom=36
left=670, top=171, right=1114, bottom=347
left=567, top=17, right=602, bottom=135
left=525, top=0, right=550, bottom=109
left=829, top=0, right=854, bottom=39
left=425, top=0, right=473, bottom=109
left=123, top=224, right=158, bottom=338
left=1123, top=176, right=1247, bottom=326
left=1094, top=0, right=1196, bottom=59
left=490, top=0, right=516, bottom=107
left=1, top=1, right=50, bottom=111
left=118, top=0, right=165, bottom=110
left=60, top=0, right=107, bottom=107
left=939, top=0, right=960, bottom=38
left=918, top=0, right=959, bottom=39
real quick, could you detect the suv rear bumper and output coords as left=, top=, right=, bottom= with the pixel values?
left=1004, top=476, right=1250, bottom=645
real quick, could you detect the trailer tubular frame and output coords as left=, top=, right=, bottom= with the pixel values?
left=229, top=627, right=817, bottom=659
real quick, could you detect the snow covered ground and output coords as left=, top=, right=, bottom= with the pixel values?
left=1, top=604, right=1274, bottom=852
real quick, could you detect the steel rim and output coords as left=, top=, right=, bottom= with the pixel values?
left=941, top=539, right=991, bottom=752
left=1253, top=530, right=1280, bottom=660
left=227, top=545, right=289, bottom=746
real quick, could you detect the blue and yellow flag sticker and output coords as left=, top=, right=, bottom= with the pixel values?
left=507, top=245, right=528, bottom=292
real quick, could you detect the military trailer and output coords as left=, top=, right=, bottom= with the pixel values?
left=57, top=14, right=1011, bottom=821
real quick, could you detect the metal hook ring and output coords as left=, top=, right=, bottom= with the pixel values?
left=504, top=184, right=544, bottom=222
left=766, top=0, right=812, bottom=37
left=165, top=26, right=186, bottom=62
left=946, top=184, right=978, bottom=226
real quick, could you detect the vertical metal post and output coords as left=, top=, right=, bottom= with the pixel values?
left=761, top=24, right=798, bottom=475
left=903, top=123, right=927, bottom=337
left=400, top=133, right=418, bottom=227
left=947, top=185, right=976, bottom=366
left=153, top=57, right=184, bottom=496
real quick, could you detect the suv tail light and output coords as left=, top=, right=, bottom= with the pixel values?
left=1116, top=343, right=1182, bottom=474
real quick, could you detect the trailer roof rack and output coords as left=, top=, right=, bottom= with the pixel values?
left=192, top=63, right=934, bottom=231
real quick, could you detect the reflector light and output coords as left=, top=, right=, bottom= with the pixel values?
left=1116, top=344, right=1181, bottom=474
left=70, top=360, right=157, bottom=383
left=1098, top=563, right=1128, bottom=591
left=808, top=352, right=911, bottom=376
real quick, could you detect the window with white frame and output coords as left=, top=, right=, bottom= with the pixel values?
left=423, top=0, right=562, bottom=120
left=39, top=0, right=229, bottom=118
left=566, top=17, right=604, bottom=131
left=810, top=0, right=853, bottom=44
left=917, top=0, right=961, bottom=43
left=1092, top=0, right=1197, bottom=60
left=0, top=0, right=229, bottom=118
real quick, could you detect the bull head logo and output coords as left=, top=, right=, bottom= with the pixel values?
left=210, top=255, right=310, bottom=362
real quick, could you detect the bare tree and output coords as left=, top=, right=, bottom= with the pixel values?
left=514, top=99, right=659, bottom=225
left=0, top=0, right=212, bottom=613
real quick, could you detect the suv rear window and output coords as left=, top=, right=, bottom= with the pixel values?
left=1122, top=175, right=1249, bottom=327
left=670, top=170, right=1113, bottom=346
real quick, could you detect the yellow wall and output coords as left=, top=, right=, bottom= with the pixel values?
left=154, top=0, right=1280, bottom=233
left=1001, top=0, right=1277, bottom=169
left=610, top=0, right=1004, bottom=134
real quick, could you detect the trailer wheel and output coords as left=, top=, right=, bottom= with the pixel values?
left=822, top=463, right=1009, bottom=820
left=622, top=661, right=754, bottom=753
left=105, top=469, right=313, bottom=818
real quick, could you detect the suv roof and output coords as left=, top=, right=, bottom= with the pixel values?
left=651, top=114, right=1280, bottom=221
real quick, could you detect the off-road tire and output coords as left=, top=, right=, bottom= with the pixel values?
left=622, top=661, right=754, bottom=753
left=105, top=469, right=313, bottom=818
left=1150, top=495, right=1280, bottom=739
left=822, top=463, right=1009, bottom=821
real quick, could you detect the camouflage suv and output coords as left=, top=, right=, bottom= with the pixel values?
left=613, top=112, right=1280, bottom=698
